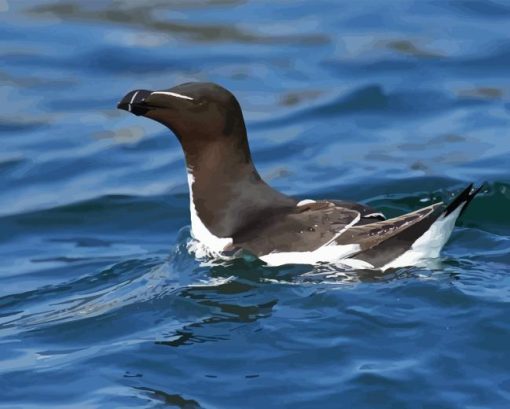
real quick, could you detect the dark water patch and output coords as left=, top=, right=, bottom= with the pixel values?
left=0, top=257, right=162, bottom=315
left=0, top=119, right=49, bottom=133
left=48, top=237, right=113, bottom=248
left=0, top=155, right=27, bottom=173
left=459, top=182, right=510, bottom=231
left=28, top=1, right=329, bottom=45
left=451, top=45, right=510, bottom=74
left=457, top=86, right=506, bottom=100
left=120, top=130, right=176, bottom=151
left=436, top=0, right=510, bottom=19
left=74, top=47, right=194, bottom=75
left=47, top=95, right=123, bottom=112
left=280, top=89, right=322, bottom=107
left=252, top=85, right=490, bottom=130
left=251, top=138, right=310, bottom=164
left=305, top=175, right=461, bottom=204
left=0, top=193, right=188, bottom=243
left=0, top=69, right=76, bottom=89
left=383, top=39, right=443, bottom=59
left=135, top=386, right=204, bottom=409
left=324, top=43, right=510, bottom=83
left=2, top=47, right=188, bottom=78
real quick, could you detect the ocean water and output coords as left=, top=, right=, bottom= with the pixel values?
left=1, top=0, right=509, bottom=407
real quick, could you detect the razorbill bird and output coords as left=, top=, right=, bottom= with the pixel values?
left=117, top=82, right=481, bottom=270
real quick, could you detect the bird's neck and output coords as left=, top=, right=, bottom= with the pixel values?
left=182, top=138, right=296, bottom=240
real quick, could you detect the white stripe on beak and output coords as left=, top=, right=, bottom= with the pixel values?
left=127, top=90, right=139, bottom=113
left=151, top=91, right=194, bottom=101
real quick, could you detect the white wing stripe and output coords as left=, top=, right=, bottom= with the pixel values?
left=364, top=212, right=386, bottom=219
left=297, top=199, right=316, bottom=206
left=323, top=210, right=361, bottom=247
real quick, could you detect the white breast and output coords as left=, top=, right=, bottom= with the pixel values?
left=186, top=172, right=233, bottom=254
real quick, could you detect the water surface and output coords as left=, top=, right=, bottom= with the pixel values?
left=1, top=1, right=510, bottom=408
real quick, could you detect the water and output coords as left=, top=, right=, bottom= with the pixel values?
left=1, top=0, right=509, bottom=407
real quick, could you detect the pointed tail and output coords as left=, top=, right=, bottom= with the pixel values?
left=443, top=183, right=484, bottom=218
left=351, top=183, right=484, bottom=269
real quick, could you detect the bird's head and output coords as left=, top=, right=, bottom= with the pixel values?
left=117, top=82, right=247, bottom=157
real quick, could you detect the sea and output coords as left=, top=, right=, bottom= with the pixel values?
left=1, top=1, right=509, bottom=408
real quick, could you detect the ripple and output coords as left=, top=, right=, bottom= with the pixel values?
left=28, top=1, right=329, bottom=45
left=439, top=0, right=510, bottom=18
left=134, top=386, right=204, bottom=409
left=252, top=84, right=490, bottom=130
left=383, top=39, right=443, bottom=59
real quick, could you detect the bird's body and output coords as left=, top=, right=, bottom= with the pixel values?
left=118, top=82, right=481, bottom=270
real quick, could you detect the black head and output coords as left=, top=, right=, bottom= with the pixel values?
left=117, top=82, right=248, bottom=157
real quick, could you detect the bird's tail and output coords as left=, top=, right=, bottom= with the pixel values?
left=443, top=183, right=483, bottom=218
left=351, top=184, right=483, bottom=270
left=379, top=183, right=484, bottom=269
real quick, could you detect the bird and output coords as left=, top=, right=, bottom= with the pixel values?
left=117, top=82, right=481, bottom=270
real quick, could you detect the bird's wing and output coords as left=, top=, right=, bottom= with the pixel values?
left=232, top=201, right=362, bottom=256
left=328, top=199, right=386, bottom=222
left=334, top=203, right=443, bottom=251
left=346, top=183, right=482, bottom=267
left=230, top=184, right=480, bottom=268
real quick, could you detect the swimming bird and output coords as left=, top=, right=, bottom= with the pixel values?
left=117, top=82, right=481, bottom=270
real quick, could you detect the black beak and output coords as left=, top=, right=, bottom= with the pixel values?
left=117, top=89, right=153, bottom=116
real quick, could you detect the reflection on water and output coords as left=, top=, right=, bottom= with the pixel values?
left=135, top=386, right=204, bottom=409
left=383, top=39, right=443, bottom=59
left=29, top=1, right=329, bottom=45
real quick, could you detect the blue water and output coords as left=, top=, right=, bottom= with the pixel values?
left=1, top=1, right=510, bottom=407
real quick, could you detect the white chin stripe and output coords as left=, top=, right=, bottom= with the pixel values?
left=151, top=91, right=194, bottom=101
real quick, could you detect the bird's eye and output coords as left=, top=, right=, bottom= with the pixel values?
left=195, top=98, right=207, bottom=106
